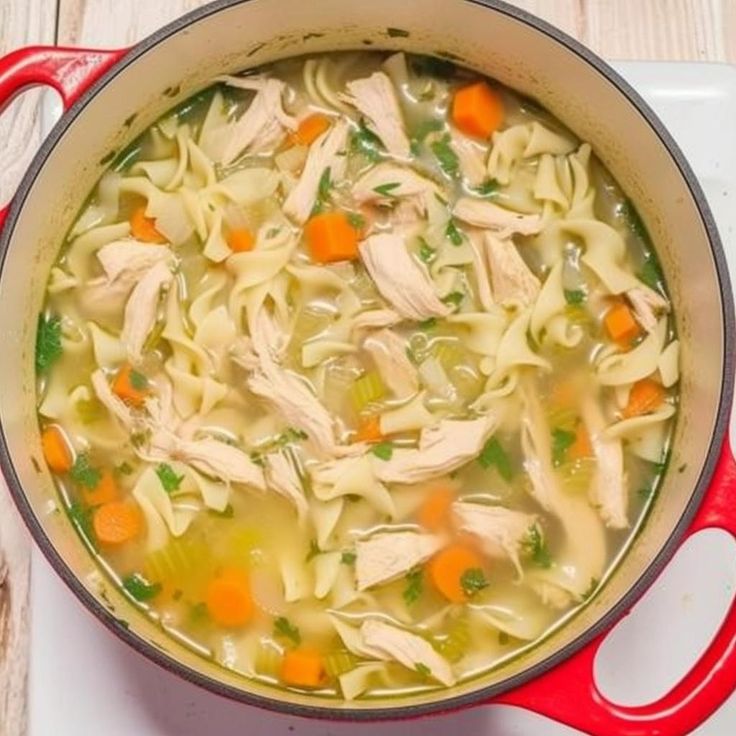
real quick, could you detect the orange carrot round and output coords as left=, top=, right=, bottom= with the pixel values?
left=280, top=647, right=326, bottom=688
left=429, top=544, right=485, bottom=603
left=568, top=424, right=593, bottom=461
left=452, top=81, right=504, bottom=139
left=111, top=364, right=149, bottom=408
left=353, top=415, right=383, bottom=444
left=83, top=469, right=119, bottom=507
left=130, top=205, right=167, bottom=244
left=226, top=228, right=255, bottom=253
left=292, top=113, right=331, bottom=146
left=41, top=425, right=73, bottom=474
left=93, top=500, right=142, bottom=545
left=604, top=301, right=641, bottom=345
left=419, top=486, right=455, bottom=532
left=623, top=378, right=666, bottom=418
left=304, top=211, right=359, bottom=263
left=205, top=568, right=253, bottom=628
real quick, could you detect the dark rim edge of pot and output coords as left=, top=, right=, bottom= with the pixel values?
left=0, top=0, right=732, bottom=722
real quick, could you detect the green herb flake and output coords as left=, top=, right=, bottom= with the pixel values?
left=445, top=218, right=464, bottom=246
left=190, top=601, right=209, bottom=624
left=620, top=199, right=651, bottom=243
left=278, top=427, right=309, bottom=445
left=35, top=314, right=62, bottom=375
left=415, top=662, right=431, bottom=677
left=524, top=525, right=552, bottom=568
left=412, top=118, right=444, bottom=145
left=115, top=461, right=134, bottom=477
left=564, top=289, right=587, bottom=306
left=442, top=290, right=465, bottom=307
left=75, top=397, right=105, bottom=425
left=348, top=212, right=366, bottom=230
left=371, top=441, right=394, bottom=461
left=551, top=427, right=576, bottom=467
left=129, top=369, right=149, bottom=391
left=418, top=237, right=436, bottom=264
left=274, top=616, right=301, bottom=646
left=306, top=538, right=322, bottom=561
left=122, top=573, right=161, bottom=602
left=373, top=181, right=401, bottom=197
left=311, top=167, right=333, bottom=215
left=637, top=486, right=653, bottom=500
left=638, top=258, right=664, bottom=291
left=70, top=454, right=101, bottom=490
left=460, top=567, right=489, bottom=597
left=418, top=317, right=437, bottom=331
left=430, top=134, right=459, bottom=177
left=67, top=501, right=94, bottom=542
left=403, top=568, right=424, bottom=605
left=351, top=119, right=383, bottom=162
left=477, top=438, right=513, bottom=481
left=341, top=551, right=357, bottom=565
left=411, top=55, right=457, bottom=79
left=155, top=463, right=184, bottom=494
left=475, top=179, right=499, bottom=197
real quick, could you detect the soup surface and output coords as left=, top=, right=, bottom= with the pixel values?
left=36, top=51, right=678, bottom=699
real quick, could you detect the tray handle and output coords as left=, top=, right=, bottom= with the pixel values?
left=490, top=435, right=736, bottom=736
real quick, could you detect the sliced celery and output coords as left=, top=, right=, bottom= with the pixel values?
left=324, top=649, right=358, bottom=677
left=433, top=616, right=470, bottom=663
left=350, top=371, right=386, bottom=411
left=255, top=641, right=283, bottom=678
left=557, top=457, right=597, bottom=493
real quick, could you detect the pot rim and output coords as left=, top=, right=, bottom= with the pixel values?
left=1, top=0, right=733, bottom=721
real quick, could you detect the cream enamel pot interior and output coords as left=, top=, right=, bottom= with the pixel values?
left=0, top=1, right=735, bottom=733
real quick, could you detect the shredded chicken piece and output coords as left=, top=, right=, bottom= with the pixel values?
left=581, top=393, right=628, bottom=529
left=626, top=286, right=669, bottom=333
left=283, top=119, right=349, bottom=224
left=467, top=230, right=494, bottom=310
left=340, top=72, right=411, bottom=158
left=454, top=197, right=542, bottom=238
left=453, top=501, right=538, bottom=578
left=264, top=450, right=308, bottom=521
left=360, top=619, right=456, bottom=686
left=449, top=131, right=487, bottom=187
left=375, top=416, right=498, bottom=484
left=350, top=309, right=402, bottom=338
left=355, top=531, right=443, bottom=590
left=352, top=163, right=440, bottom=208
left=121, top=260, right=173, bottom=363
left=359, top=233, right=450, bottom=321
left=97, top=241, right=171, bottom=283
left=363, top=328, right=418, bottom=400
left=220, top=77, right=297, bottom=164
left=483, top=232, right=540, bottom=306
left=90, top=369, right=136, bottom=430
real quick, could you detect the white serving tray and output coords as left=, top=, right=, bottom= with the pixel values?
left=25, top=61, right=736, bottom=736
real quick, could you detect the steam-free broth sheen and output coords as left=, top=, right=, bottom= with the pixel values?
left=36, top=51, right=678, bottom=699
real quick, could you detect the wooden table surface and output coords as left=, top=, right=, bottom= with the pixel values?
left=0, top=1, right=734, bottom=733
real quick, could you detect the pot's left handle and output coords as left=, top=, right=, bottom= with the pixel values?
left=0, top=45, right=129, bottom=229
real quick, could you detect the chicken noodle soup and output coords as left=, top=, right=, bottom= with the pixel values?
left=36, top=51, right=678, bottom=698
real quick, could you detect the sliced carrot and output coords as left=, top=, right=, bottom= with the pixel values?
left=304, top=211, right=359, bottom=263
left=280, top=647, right=326, bottom=688
left=93, top=500, right=142, bottom=545
left=568, top=423, right=593, bottom=461
left=354, top=415, right=383, bottom=444
left=130, top=205, right=167, bottom=244
left=604, top=302, right=641, bottom=345
left=83, top=469, right=119, bottom=507
left=226, top=228, right=255, bottom=253
left=111, top=364, right=149, bottom=408
left=623, top=378, right=666, bottom=419
left=451, top=81, right=504, bottom=139
left=205, top=568, right=253, bottom=628
left=292, top=113, right=331, bottom=146
left=419, top=486, right=455, bottom=532
left=429, top=544, right=485, bottom=603
left=41, top=425, right=73, bottom=474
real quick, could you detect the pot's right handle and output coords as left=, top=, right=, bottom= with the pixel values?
left=490, top=434, right=736, bottom=736
left=0, top=45, right=129, bottom=227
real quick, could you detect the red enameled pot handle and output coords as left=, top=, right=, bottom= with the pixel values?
left=0, top=45, right=129, bottom=229
left=491, top=433, right=736, bottom=736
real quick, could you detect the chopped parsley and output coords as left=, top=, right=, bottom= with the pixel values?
left=70, top=454, right=101, bottom=489
left=430, top=134, right=459, bottom=177
left=348, top=212, right=366, bottom=230
left=155, top=463, right=184, bottom=494
left=275, top=427, right=309, bottom=447
left=551, top=427, right=576, bottom=467
left=445, top=218, right=464, bottom=245
left=478, top=437, right=513, bottom=481
left=114, top=461, right=134, bottom=476
left=274, top=616, right=301, bottom=646
left=412, top=118, right=443, bottom=145
left=371, top=441, right=394, bottom=461
left=311, top=167, right=332, bottom=214
left=122, top=573, right=161, bottom=602
left=638, top=257, right=664, bottom=291
left=403, top=568, right=423, bottom=605
left=564, top=289, right=587, bottom=305
left=351, top=119, right=383, bottom=162
left=35, top=314, right=62, bottom=375
left=415, top=662, right=432, bottom=677
left=418, top=237, right=436, bottom=263
left=341, top=551, right=357, bottom=565
left=475, top=178, right=499, bottom=197
left=524, top=525, right=552, bottom=568
left=373, top=181, right=401, bottom=197
left=620, top=199, right=651, bottom=243
left=128, top=369, right=149, bottom=391
left=442, top=290, right=465, bottom=307
left=418, top=317, right=437, bottom=331
left=67, top=501, right=94, bottom=541
left=460, top=568, right=489, bottom=597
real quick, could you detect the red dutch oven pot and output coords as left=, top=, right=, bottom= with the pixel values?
left=1, top=1, right=735, bottom=734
